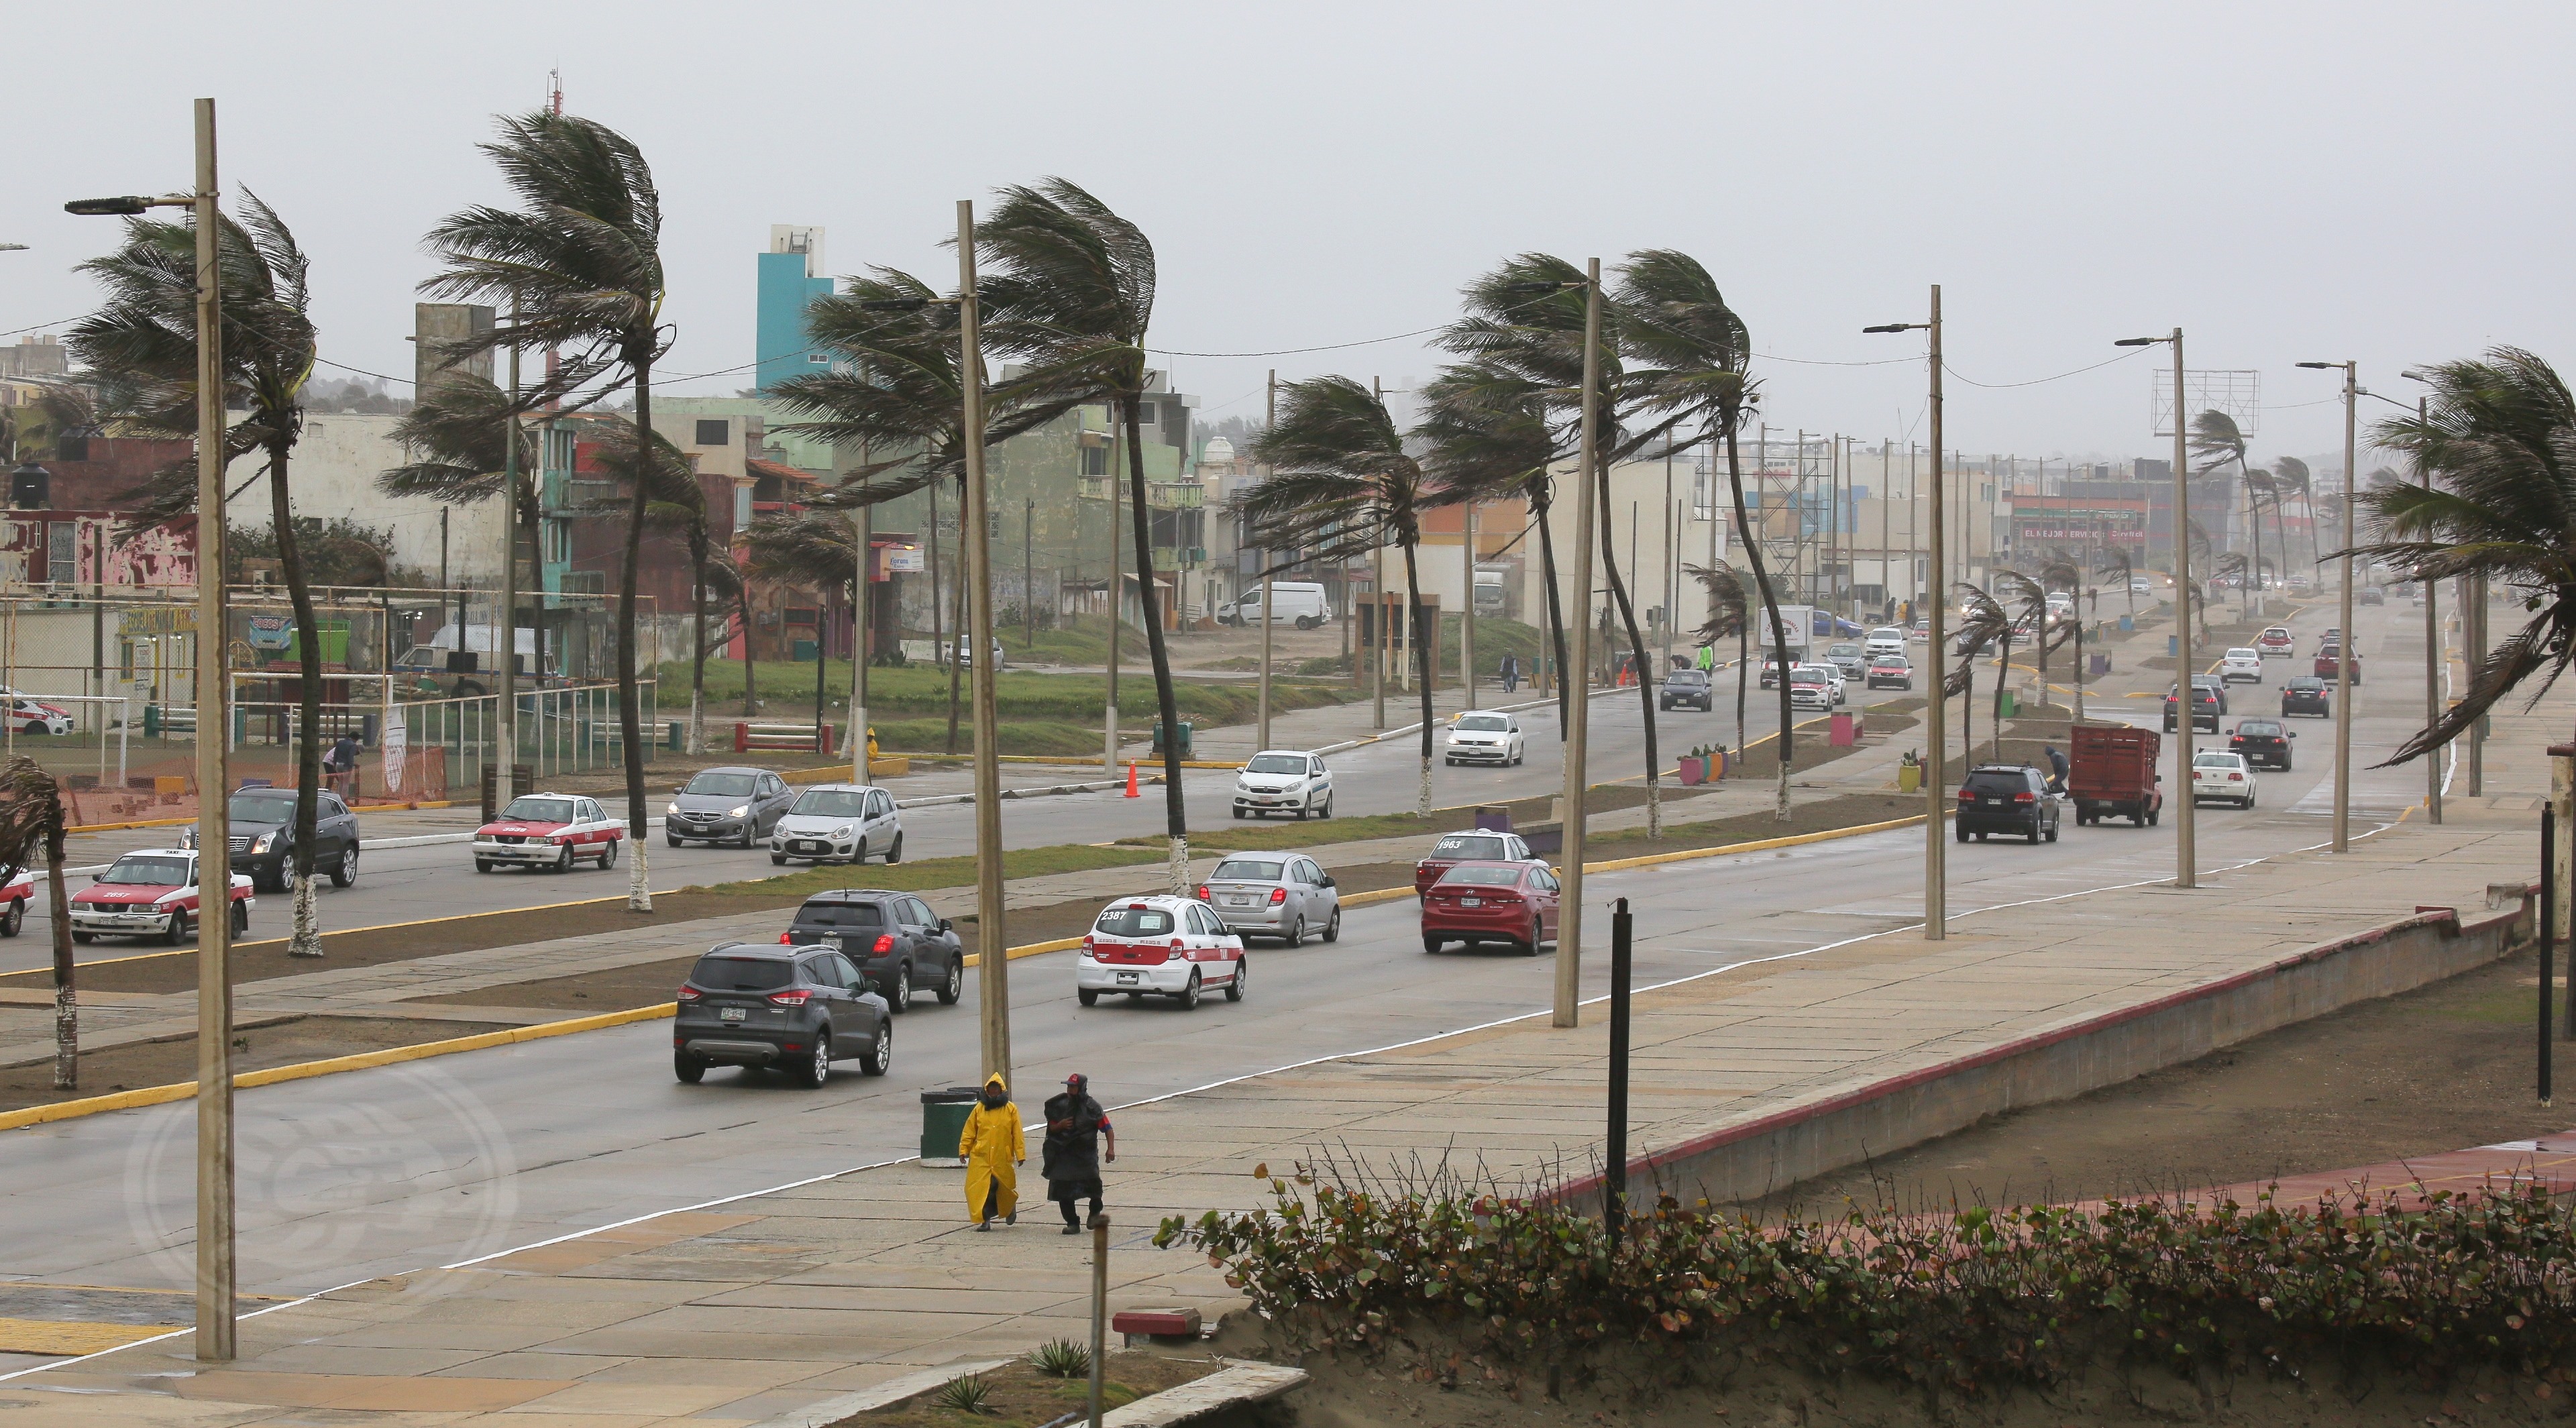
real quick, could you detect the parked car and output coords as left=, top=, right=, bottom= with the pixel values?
left=1216, top=581, right=1330, bottom=628
left=672, top=942, right=892, bottom=1085
left=1865, top=653, right=1915, bottom=690
left=1, top=698, right=71, bottom=736
left=781, top=889, right=963, bottom=1011
left=769, top=783, right=904, bottom=866
left=667, top=766, right=795, bottom=847
left=2219, top=648, right=2265, bottom=684
left=0, top=864, right=32, bottom=937
left=1823, top=642, right=1867, bottom=679
left=1075, top=895, right=1246, bottom=1009
left=2163, top=683, right=2222, bottom=732
left=68, top=849, right=253, bottom=944
left=1953, top=765, right=2060, bottom=844
left=1444, top=711, right=1526, bottom=764
left=2229, top=718, right=2295, bottom=771
left=1198, top=853, right=1340, bottom=945
left=949, top=635, right=1007, bottom=669
left=1658, top=669, right=1715, bottom=713
left=1415, top=828, right=1536, bottom=897
left=2255, top=626, right=2295, bottom=657
left=2314, top=645, right=2363, bottom=685
left=1420, top=861, right=1561, bottom=954
left=180, top=784, right=361, bottom=892
left=2282, top=675, right=2332, bottom=718
left=472, top=793, right=625, bottom=873
left=2191, top=750, right=2258, bottom=808
left=1865, top=626, right=1907, bottom=661
left=1233, top=749, right=1334, bottom=820
left=2068, top=724, right=2163, bottom=827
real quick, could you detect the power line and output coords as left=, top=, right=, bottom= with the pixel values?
left=1939, top=347, right=2151, bottom=390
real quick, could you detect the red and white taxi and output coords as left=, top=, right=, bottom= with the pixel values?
left=1, top=698, right=70, bottom=736
left=1075, top=894, right=1246, bottom=1011
left=472, top=793, right=625, bottom=873
left=0, top=863, right=34, bottom=937
left=68, top=849, right=253, bottom=944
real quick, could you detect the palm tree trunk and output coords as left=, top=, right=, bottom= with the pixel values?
left=1593, top=456, right=1662, bottom=838
left=737, top=582, right=759, bottom=732
left=46, top=818, right=71, bottom=1091
left=618, top=356, right=654, bottom=914
left=1722, top=419, right=1796, bottom=820
left=1124, top=394, right=1191, bottom=893
left=1533, top=486, right=1570, bottom=732
left=1401, top=539, right=1432, bottom=817
left=522, top=482, right=547, bottom=704
left=687, top=534, right=708, bottom=757
left=1992, top=633, right=2012, bottom=763
left=270, top=448, right=326, bottom=958
left=1735, top=615, right=1748, bottom=776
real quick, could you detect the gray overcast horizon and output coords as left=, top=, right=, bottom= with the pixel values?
left=9, top=1, right=2563, bottom=476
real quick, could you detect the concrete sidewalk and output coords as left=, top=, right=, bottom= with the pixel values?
left=6, top=658, right=2551, bottom=1426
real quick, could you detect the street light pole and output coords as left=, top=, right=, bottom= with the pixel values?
left=2117, top=330, right=2193, bottom=889
left=498, top=307, right=519, bottom=809
left=955, top=200, right=1010, bottom=1084
left=2297, top=360, right=2358, bottom=851
left=1258, top=370, right=1274, bottom=753
left=1554, top=260, right=1601, bottom=1029
left=1864, top=286, right=1945, bottom=938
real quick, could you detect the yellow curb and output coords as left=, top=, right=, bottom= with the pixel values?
left=0, top=1317, right=179, bottom=1356
left=1585, top=814, right=1927, bottom=873
left=0, top=1003, right=676, bottom=1133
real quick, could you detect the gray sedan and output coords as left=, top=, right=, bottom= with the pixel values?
left=1197, top=853, right=1341, bottom=946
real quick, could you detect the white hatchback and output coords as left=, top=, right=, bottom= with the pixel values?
left=2218, top=649, right=2265, bottom=684
left=1233, top=750, right=1334, bottom=820
left=1076, top=895, right=1246, bottom=1010
left=769, top=783, right=904, bottom=866
left=1444, top=712, right=1524, bottom=766
left=2190, top=751, right=2257, bottom=808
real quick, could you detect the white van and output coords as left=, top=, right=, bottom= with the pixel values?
left=1219, top=582, right=1330, bottom=629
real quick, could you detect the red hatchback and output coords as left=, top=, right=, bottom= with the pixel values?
left=1419, top=861, right=1560, bottom=955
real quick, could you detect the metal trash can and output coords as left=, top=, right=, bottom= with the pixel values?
left=1152, top=719, right=1195, bottom=759
left=919, top=1086, right=980, bottom=1165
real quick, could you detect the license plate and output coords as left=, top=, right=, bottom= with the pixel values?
left=1984, top=798, right=2002, bottom=805
left=1117, top=972, right=1140, bottom=985
left=1461, top=897, right=1481, bottom=907
left=1225, top=895, right=1252, bottom=906
left=719, top=1007, right=747, bottom=1022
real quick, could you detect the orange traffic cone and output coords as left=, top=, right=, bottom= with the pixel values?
left=1124, top=761, right=1140, bottom=798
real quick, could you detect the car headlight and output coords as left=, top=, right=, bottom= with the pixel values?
left=729, top=804, right=750, bottom=818
left=252, top=832, right=274, bottom=854
left=665, top=802, right=680, bottom=816
left=832, top=825, right=852, bottom=839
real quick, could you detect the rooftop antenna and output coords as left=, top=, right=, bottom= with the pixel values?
left=543, top=68, right=564, bottom=405
left=547, top=68, right=564, bottom=115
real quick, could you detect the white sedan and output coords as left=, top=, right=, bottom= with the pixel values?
left=1075, top=895, right=1246, bottom=1009
left=1232, top=750, right=1334, bottom=820
left=1443, top=711, right=1525, bottom=766
left=2218, top=648, right=2265, bottom=684
left=2190, top=751, right=2257, bottom=808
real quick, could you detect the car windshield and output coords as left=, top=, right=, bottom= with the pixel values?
left=1438, top=865, right=1525, bottom=887
left=790, top=789, right=869, bottom=816
left=1666, top=672, right=1706, bottom=687
left=1431, top=834, right=1509, bottom=860
left=226, top=793, right=298, bottom=824
left=688, top=955, right=794, bottom=991
left=2237, top=722, right=2282, bottom=736
left=796, top=901, right=882, bottom=928
left=2194, top=753, right=2242, bottom=769
left=1211, top=859, right=1284, bottom=881
left=2227, top=649, right=2257, bottom=660
left=1874, top=655, right=1910, bottom=667
left=1964, top=771, right=2029, bottom=793
left=2265, top=628, right=2289, bottom=638
left=1455, top=714, right=1511, bottom=730
left=1094, top=905, right=1177, bottom=936
left=99, top=855, right=191, bottom=886
left=1827, top=644, right=1860, bottom=658
left=1871, top=628, right=1902, bottom=641
left=1244, top=754, right=1307, bottom=775
left=2289, top=677, right=2324, bottom=690
left=500, top=797, right=575, bottom=823
left=1790, top=669, right=1828, bottom=685
left=684, top=772, right=759, bottom=797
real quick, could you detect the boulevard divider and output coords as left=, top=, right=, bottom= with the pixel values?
left=0, top=806, right=1932, bottom=1133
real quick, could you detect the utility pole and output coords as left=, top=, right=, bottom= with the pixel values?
left=1257, top=370, right=1274, bottom=752
left=2119, top=329, right=2196, bottom=887
left=956, top=200, right=1011, bottom=1083
left=1660, top=441, right=1674, bottom=671
left=1879, top=439, right=1891, bottom=620
left=1462, top=494, right=1479, bottom=710
left=850, top=441, right=870, bottom=784
left=498, top=306, right=519, bottom=807
left=1104, top=422, right=1120, bottom=773
left=2422, top=394, right=2443, bottom=826
left=1554, top=260, right=1601, bottom=1028
left=1865, top=288, right=1945, bottom=938
left=1024, top=496, right=1036, bottom=651
left=1371, top=377, right=1385, bottom=731
left=2298, top=360, right=2359, bottom=850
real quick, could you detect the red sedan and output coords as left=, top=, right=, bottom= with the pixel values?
left=1419, top=860, right=1560, bottom=955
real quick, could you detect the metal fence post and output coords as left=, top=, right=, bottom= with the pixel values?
left=1607, top=896, right=1633, bottom=1242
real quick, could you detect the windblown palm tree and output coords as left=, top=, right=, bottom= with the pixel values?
left=1992, top=572, right=2051, bottom=753
left=1614, top=251, right=1793, bottom=818
left=69, top=192, right=337, bottom=958
left=2350, top=347, right=2576, bottom=763
left=1947, top=584, right=2010, bottom=766
left=1684, top=560, right=1750, bottom=765
left=2271, top=457, right=2314, bottom=575
left=381, top=372, right=549, bottom=698
left=1242, top=376, right=1437, bottom=814
left=421, top=108, right=665, bottom=913
left=582, top=423, right=719, bottom=749
left=1416, top=364, right=1571, bottom=728
left=972, top=180, right=1193, bottom=891
left=0, top=758, right=74, bottom=1089
left=2189, top=410, right=2268, bottom=622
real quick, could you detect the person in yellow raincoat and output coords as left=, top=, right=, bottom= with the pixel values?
left=959, top=1073, right=1022, bottom=1230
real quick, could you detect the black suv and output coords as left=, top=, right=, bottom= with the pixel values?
left=784, top=890, right=966, bottom=1013
left=674, top=943, right=891, bottom=1086
left=182, top=785, right=360, bottom=892
left=2229, top=718, right=2296, bottom=771
left=1955, top=765, right=2060, bottom=844
left=2281, top=675, right=2331, bottom=718
left=2163, top=683, right=2221, bottom=732
left=1660, top=669, right=1714, bottom=711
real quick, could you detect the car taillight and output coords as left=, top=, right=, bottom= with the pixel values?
left=1195, top=885, right=1210, bottom=901
left=1957, top=789, right=1974, bottom=801
left=2013, top=792, right=2036, bottom=804
left=676, top=985, right=700, bottom=1001
left=1081, top=934, right=1095, bottom=954
left=1165, top=938, right=1184, bottom=963
left=778, top=932, right=794, bottom=944
left=1269, top=887, right=1287, bottom=905
left=872, top=934, right=894, bottom=955
left=767, top=989, right=812, bottom=1006
left=2229, top=773, right=2243, bottom=781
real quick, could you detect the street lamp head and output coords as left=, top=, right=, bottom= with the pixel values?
left=64, top=196, right=154, bottom=217
left=1860, top=323, right=1917, bottom=335
left=2295, top=362, right=2338, bottom=370
left=2112, top=337, right=2162, bottom=347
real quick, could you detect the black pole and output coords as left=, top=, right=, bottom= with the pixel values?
left=814, top=600, right=827, bottom=751
left=1606, top=895, right=1633, bottom=1242
left=2544, top=806, right=2556, bottom=1105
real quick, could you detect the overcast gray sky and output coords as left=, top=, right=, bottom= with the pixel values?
left=11, top=2, right=2565, bottom=475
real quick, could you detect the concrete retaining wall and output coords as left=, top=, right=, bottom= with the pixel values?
left=1562, top=883, right=2538, bottom=1210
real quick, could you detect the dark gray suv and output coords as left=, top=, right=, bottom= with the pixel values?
left=1953, top=764, right=2060, bottom=844
left=784, top=890, right=966, bottom=1013
left=673, top=943, right=892, bottom=1086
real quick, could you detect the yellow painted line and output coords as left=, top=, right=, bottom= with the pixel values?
left=0, top=1317, right=180, bottom=1356
left=1585, top=814, right=1927, bottom=873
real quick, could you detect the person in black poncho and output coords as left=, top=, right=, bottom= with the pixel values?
left=1042, top=1072, right=1115, bottom=1234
